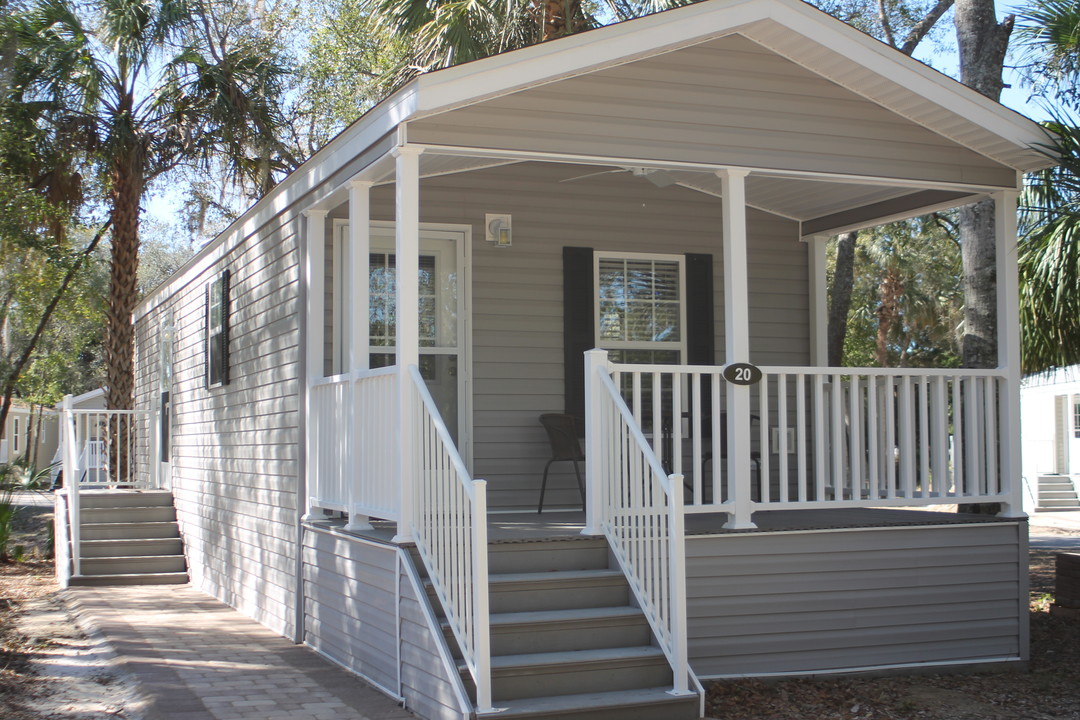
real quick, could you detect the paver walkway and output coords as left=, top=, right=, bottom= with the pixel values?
left=67, top=585, right=417, bottom=720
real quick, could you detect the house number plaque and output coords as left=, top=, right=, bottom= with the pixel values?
left=723, top=363, right=762, bottom=386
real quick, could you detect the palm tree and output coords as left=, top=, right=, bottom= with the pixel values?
left=7, top=0, right=295, bottom=412
left=1019, top=120, right=1080, bottom=373
left=369, top=0, right=697, bottom=88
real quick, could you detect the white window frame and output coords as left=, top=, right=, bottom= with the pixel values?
left=593, top=251, right=687, bottom=364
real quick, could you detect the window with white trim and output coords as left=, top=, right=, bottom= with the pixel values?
left=206, top=269, right=230, bottom=388
left=595, top=252, right=686, bottom=364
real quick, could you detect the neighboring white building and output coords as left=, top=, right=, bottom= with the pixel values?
left=1022, top=367, right=1080, bottom=511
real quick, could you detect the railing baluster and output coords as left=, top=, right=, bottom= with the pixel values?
left=931, top=377, right=948, bottom=498
left=867, top=376, right=879, bottom=500
left=778, top=374, right=789, bottom=504
left=899, top=376, right=915, bottom=499
left=759, top=378, right=770, bottom=504
left=711, top=374, right=722, bottom=505
left=918, top=377, right=930, bottom=498
left=885, top=376, right=896, bottom=499
left=965, top=377, right=982, bottom=498
left=849, top=375, right=860, bottom=500
left=814, top=375, right=826, bottom=502
left=952, top=376, right=964, bottom=496
left=691, top=373, right=702, bottom=505
left=985, top=377, right=999, bottom=496
left=831, top=375, right=844, bottom=500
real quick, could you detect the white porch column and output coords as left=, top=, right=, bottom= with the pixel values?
left=346, top=180, right=373, bottom=532
left=582, top=348, right=609, bottom=536
left=807, top=235, right=829, bottom=367
left=994, top=188, right=1025, bottom=518
left=303, top=208, right=328, bottom=522
left=718, top=169, right=756, bottom=529
left=393, top=146, right=423, bottom=542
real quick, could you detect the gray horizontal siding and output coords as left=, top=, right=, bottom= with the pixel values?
left=134, top=212, right=301, bottom=640
left=355, top=160, right=807, bottom=511
left=686, top=523, right=1024, bottom=676
left=302, top=529, right=467, bottom=720
left=406, top=34, right=1015, bottom=188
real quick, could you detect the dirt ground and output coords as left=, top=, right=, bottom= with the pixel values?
left=2, top=504, right=1079, bottom=720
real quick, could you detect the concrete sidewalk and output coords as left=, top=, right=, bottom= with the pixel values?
left=65, top=585, right=416, bottom=720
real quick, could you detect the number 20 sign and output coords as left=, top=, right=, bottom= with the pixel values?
left=723, top=363, right=762, bottom=386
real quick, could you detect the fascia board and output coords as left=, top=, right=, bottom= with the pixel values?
left=740, top=1, right=1052, bottom=169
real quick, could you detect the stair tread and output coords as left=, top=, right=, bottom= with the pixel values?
left=491, top=606, right=644, bottom=626
left=479, top=687, right=696, bottom=718
left=490, top=568, right=624, bottom=584
left=490, top=645, right=666, bottom=670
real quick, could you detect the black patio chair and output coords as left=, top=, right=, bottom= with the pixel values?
left=537, top=414, right=586, bottom=513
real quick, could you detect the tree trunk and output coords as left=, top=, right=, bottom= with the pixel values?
left=954, top=0, right=1012, bottom=513
left=105, top=155, right=143, bottom=412
left=954, top=0, right=1012, bottom=371
left=827, top=231, right=858, bottom=366
left=876, top=268, right=902, bottom=366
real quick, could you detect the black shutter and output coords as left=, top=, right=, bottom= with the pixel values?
left=685, top=254, right=714, bottom=365
left=685, top=253, right=715, bottom=423
left=205, top=282, right=211, bottom=389
left=563, top=247, right=594, bottom=418
left=221, top=268, right=231, bottom=386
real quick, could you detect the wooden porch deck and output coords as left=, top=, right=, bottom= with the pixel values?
left=325, top=507, right=1022, bottom=546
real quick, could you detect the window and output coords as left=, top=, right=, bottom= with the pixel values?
left=206, top=269, right=231, bottom=387
left=595, top=252, right=685, bottom=364
left=12, top=417, right=19, bottom=454
left=1074, top=398, right=1080, bottom=439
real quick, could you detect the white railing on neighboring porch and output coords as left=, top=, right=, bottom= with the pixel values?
left=57, top=399, right=156, bottom=584
left=308, top=367, right=399, bottom=521
left=598, top=356, right=1013, bottom=521
left=407, top=366, right=493, bottom=713
left=589, top=352, right=691, bottom=697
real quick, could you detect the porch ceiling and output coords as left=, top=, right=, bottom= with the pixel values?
left=355, top=154, right=984, bottom=235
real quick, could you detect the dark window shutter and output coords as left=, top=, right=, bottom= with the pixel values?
left=563, top=247, right=594, bottom=418
left=221, top=268, right=231, bottom=386
left=685, top=253, right=715, bottom=421
left=205, top=282, right=212, bottom=389
left=685, top=254, right=714, bottom=365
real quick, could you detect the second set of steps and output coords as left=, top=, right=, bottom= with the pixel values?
left=1037, top=475, right=1080, bottom=511
left=70, top=490, right=188, bottom=586
left=433, top=537, right=699, bottom=720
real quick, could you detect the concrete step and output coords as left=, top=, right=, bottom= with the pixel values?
left=1039, top=490, right=1080, bottom=499
left=479, top=687, right=699, bottom=720
left=489, top=606, right=651, bottom=656
left=80, top=506, right=177, bottom=524
left=487, top=538, right=609, bottom=574
left=75, top=490, right=176, bottom=509
left=1038, top=499, right=1080, bottom=508
left=80, top=555, right=187, bottom=576
left=488, top=569, right=628, bottom=613
left=479, top=646, right=673, bottom=701
left=80, top=538, right=184, bottom=558
left=80, top=521, right=181, bottom=541
left=69, top=571, right=189, bottom=587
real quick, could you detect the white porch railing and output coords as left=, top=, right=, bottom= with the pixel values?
left=407, top=366, right=492, bottom=712
left=591, top=357, right=692, bottom=697
left=601, top=358, right=1014, bottom=522
left=309, top=367, right=399, bottom=521
left=58, top=400, right=156, bottom=584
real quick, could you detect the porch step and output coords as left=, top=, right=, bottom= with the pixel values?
left=488, top=569, right=628, bottom=613
left=61, top=490, right=188, bottom=587
left=80, top=521, right=181, bottom=541
left=489, top=606, right=652, bottom=655
left=69, top=572, right=189, bottom=587
left=487, top=538, right=609, bottom=574
left=80, top=505, right=177, bottom=524
left=1037, top=475, right=1080, bottom=511
left=80, top=555, right=188, bottom=576
left=478, top=687, right=699, bottom=720
left=81, top=538, right=184, bottom=558
left=466, top=646, right=673, bottom=702
left=77, top=490, right=176, bottom=509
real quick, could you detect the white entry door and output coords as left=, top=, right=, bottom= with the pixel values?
left=335, top=222, right=471, bottom=465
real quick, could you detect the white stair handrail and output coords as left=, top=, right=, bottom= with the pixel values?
left=406, top=365, right=493, bottom=713
left=589, top=352, right=694, bottom=697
